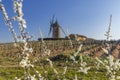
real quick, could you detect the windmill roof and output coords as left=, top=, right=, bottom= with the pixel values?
left=53, top=20, right=60, bottom=27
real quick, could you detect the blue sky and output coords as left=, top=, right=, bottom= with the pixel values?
left=0, top=0, right=120, bottom=43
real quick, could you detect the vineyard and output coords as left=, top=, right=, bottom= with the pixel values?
left=0, top=40, right=120, bottom=80
left=0, top=0, right=120, bottom=80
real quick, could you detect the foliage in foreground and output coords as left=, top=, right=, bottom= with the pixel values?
left=0, top=55, right=120, bottom=80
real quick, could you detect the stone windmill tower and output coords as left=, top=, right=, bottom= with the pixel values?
left=48, top=16, right=61, bottom=38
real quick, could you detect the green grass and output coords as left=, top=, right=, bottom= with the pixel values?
left=0, top=66, right=110, bottom=80
left=0, top=53, right=120, bottom=80
left=0, top=67, right=24, bottom=80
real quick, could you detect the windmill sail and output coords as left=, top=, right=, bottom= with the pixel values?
left=48, top=15, right=54, bottom=37
left=59, top=26, right=66, bottom=36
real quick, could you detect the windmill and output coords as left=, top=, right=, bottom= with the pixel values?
left=48, top=16, right=66, bottom=38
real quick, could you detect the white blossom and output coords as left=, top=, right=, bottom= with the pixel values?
left=74, top=74, right=78, bottom=80
left=95, top=57, right=105, bottom=65
left=96, top=62, right=100, bottom=70
left=109, top=75, right=115, bottom=80
left=78, top=66, right=90, bottom=74
left=116, top=76, right=120, bottom=79
left=107, top=55, right=114, bottom=67
left=29, top=48, right=33, bottom=53
left=96, top=54, right=120, bottom=80
left=30, top=75, right=36, bottom=80
left=0, top=5, right=9, bottom=20
left=19, top=58, right=28, bottom=67
left=53, top=68, right=58, bottom=75
left=70, top=55, right=75, bottom=62
left=78, top=59, right=90, bottom=74
left=102, top=48, right=108, bottom=54
left=74, top=44, right=83, bottom=57
left=63, top=66, right=67, bottom=75
left=15, top=77, right=21, bottom=80
left=44, top=49, right=51, bottom=55
left=46, top=58, right=53, bottom=68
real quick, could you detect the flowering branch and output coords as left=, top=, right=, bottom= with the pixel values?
left=104, top=15, right=112, bottom=41
left=0, top=3, right=18, bottom=43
